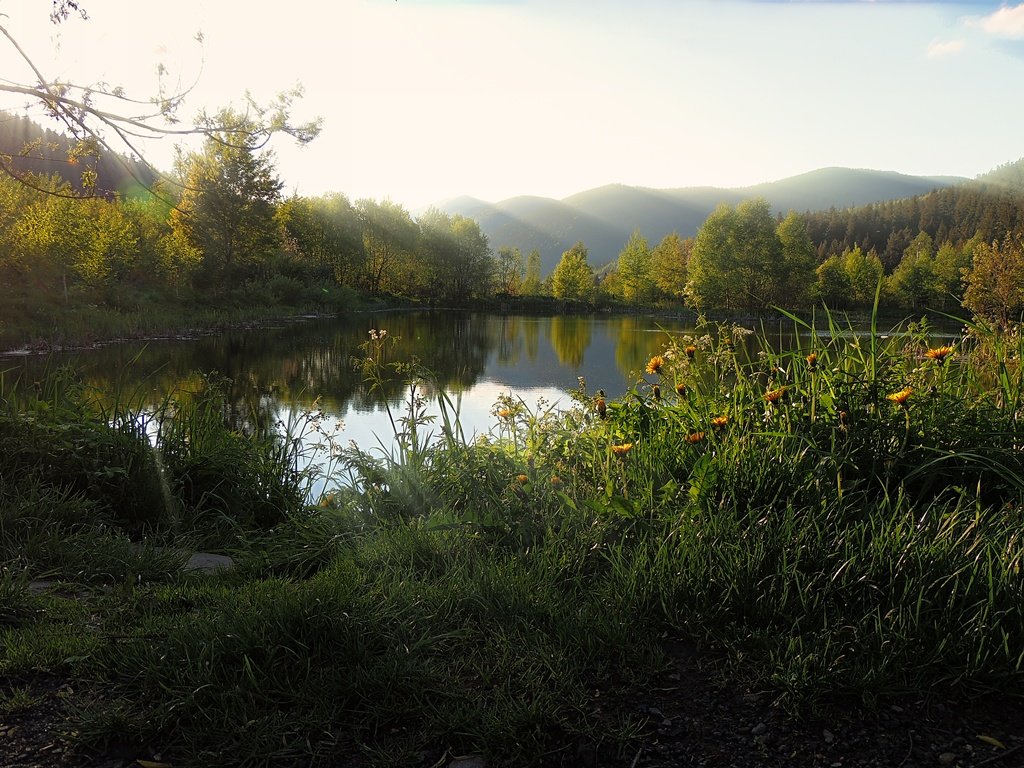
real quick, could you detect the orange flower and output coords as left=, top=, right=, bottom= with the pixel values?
left=711, top=415, right=729, bottom=429
left=675, top=382, right=686, bottom=397
left=684, top=345, right=698, bottom=359
left=924, top=345, right=955, bottom=365
left=596, top=397, right=607, bottom=419
left=550, top=475, right=564, bottom=489
left=764, top=387, right=787, bottom=405
left=498, top=408, right=514, bottom=419
left=652, top=384, right=661, bottom=401
left=806, top=352, right=817, bottom=369
left=515, top=474, right=529, bottom=485
left=646, top=355, right=665, bottom=375
left=685, top=431, right=706, bottom=444
left=611, top=442, right=634, bottom=457
left=887, top=387, right=912, bottom=407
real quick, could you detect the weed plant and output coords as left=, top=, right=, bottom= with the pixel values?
left=2, top=312, right=1024, bottom=767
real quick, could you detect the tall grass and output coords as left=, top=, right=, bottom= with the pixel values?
left=2, top=311, right=1023, bottom=766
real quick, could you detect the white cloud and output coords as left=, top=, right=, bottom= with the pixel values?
left=927, top=39, right=966, bottom=57
left=971, top=3, right=1024, bottom=40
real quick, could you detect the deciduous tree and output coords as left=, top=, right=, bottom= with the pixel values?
left=551, top=241, right=595, bottom=303
left=170, top=110, right=284, bottom=288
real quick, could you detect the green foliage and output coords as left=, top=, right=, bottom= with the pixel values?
left=171, top=110, right=284, bottom=289
left=521, top=248, right=544, bottom=296
left=649, top=231, right=690, bottom=302
left=550, top=241, right=595, bottom=303
left=963, top=234, right=1024, bottom=328
left=616, top=228, right=654, bottom=306
left=685, top=199, right=787, bottom=310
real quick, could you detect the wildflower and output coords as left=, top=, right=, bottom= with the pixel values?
left=550, top=475, right=564, bottom=489
left=685, top=431, right=706, bottom=444
left=711, top=415, right=728, bottom=429
left=498, top=408, right=514, bottom=419
left=646, top=355, right=665, bottom=375
left=611, top=442, right=633, bottom=457
left=685, top=345, right=698, bottom=359
left=838, top=410, right=848, bottom=426
left=764, top=386, right=787, bottom=405
left=887, top=387, right=912, bottom=407
left=652, top=384, right=661, bottom=401
left=925, top=345, right=955, bottom=365
left=806, top=352, right=817, bottom=369
left=515, top=474, right=529, bottom=484
left=596, top=397, right=607, bottom=419
left=675, top=382, right=686, bottom=397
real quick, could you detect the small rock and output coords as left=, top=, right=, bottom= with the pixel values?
left=938, top=753, right=956, bottom=765
left=185, top=552, right=234, bottom=573
left=823, top=729, right=835, bottom=745
left=751, top=722, right=768, bottom=736
left=648, top=707, right=663, bottom=717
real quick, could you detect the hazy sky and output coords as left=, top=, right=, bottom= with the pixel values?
left=2, top=0, right=1023, bottom=209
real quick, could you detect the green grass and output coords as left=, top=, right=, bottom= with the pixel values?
left=1, top=309, right=1023, bottom=765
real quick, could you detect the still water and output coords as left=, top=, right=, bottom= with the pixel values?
left=1, top=311, right=725, bottom=454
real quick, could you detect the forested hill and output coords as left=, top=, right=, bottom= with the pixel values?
left=438, top=168, right=966, bottom=274
left=803, top=157, right=1024, bottom=271
left=0, top=111, right=157, bottom=197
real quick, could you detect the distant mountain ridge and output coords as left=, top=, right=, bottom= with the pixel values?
left=436, top=168, right=968, bottom=275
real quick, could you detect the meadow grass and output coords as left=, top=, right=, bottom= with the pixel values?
left=1, top=311, right=1022, bottom=765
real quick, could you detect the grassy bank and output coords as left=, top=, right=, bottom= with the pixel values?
left=0, top=276, right=386, bottom=352
left=1, top=314, right=1022, bottom=766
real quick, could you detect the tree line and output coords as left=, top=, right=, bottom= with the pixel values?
left=3, top=108, right=1023, bottom=328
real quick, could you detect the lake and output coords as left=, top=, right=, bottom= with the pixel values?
left=0, top=310, right=960, bottom=494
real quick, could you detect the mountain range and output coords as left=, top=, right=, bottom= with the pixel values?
left=435, top=168, right=968, bottom=275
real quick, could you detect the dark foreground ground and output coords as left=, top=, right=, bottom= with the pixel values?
left=3, top=639, right=1021, bottom=768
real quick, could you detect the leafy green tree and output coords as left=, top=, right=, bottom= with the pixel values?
left=963, top=235, right=1024, bottom=328
left=417, top=208, right=493, bottom=302
left=932, top=239, right=972, bottom=309
left=276, top=194, right=364, bottom=286
left=815, top=254, right=851, bottom=308
left=843, top=247, right=885, bottom=306
left=617, top=229, right=654, bottom=306
left=650, top=231, right=690, bottom=302
left=171, top=110, right=284, bottom=289
left=522, top=249, right=543, bottom=296
left=551, top=241, right=595, bottom=303
left=888, top=232, right=938, bottom=310
left=494, top=246, right=524, bottom=295
left=357, top=198, right=418, bottom=294
left=776, top=211, right=816, bottom=308
left=686, top=199, right=783, bottom=310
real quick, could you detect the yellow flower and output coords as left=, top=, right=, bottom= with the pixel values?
left=764, top=386, right=787, bottom=405
left=550, top=475, right=564, bottom=489
left=711, top=415, right=729, bottom=429
left=596, top=397, right=607, bottom=419
left=515, top=474, right=529, bottom=485
left=887, top=387, right=913, bottom=407
left=684, top=345, right=698, bottom=359
left=652, top=384, right=661, bottom=401
left=611, top=442, right=633, bottom=457
left=685, top=431, right=706, bottom=444
left=498, top=408, right=514, bottom=419
left=646, top=355, right=665, bottom=375
left=925, top=345, right=955, bottom=365
left=806, top=352, right=817, bottom=369
left=675, top=382, right=686, bottom=397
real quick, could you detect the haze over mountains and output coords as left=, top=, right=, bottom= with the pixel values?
left=436, top=168, right=968, bottom=275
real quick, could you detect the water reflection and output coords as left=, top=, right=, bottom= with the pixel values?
left=0, top=311, right=961, bottom=454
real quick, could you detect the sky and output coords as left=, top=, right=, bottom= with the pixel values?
left=1, top=0, right=1023, bottom=210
